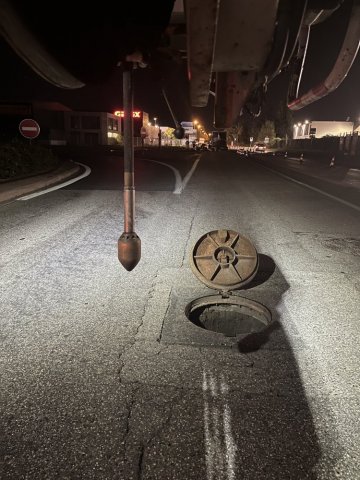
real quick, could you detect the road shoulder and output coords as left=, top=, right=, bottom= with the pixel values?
left=0, top=161, right=83, bottom=205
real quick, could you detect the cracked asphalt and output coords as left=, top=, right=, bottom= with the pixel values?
left=1, top=149, right=359, bottom=479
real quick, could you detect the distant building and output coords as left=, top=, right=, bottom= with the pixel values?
left=293, top=120, right=355, bottom=139
left=181, top=121, right=197, bottom=136
left=0, top=101, right=71, bottom=144
left=34, top=102, right=72, bottom=145
left=64, top=111, right=121, bottom=146
left=0, top=102, right=149, bottom=146
left=181, top=121, right=197, bottom=143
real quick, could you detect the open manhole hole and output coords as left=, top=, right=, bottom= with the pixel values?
left=185, top=295, right=271, bottom=337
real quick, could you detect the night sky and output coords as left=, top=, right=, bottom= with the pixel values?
left=0, top=1, right=359, bottom=132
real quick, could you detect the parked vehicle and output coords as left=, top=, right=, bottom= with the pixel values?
left=196, top=143, right=209, bottom=151
left=236, top=146, right=245, bottom=154
left=253, top=143, right=266, bottom=153
left=210, top=131, right=228, bottom=151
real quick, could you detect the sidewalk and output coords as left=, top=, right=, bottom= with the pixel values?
left=250, top=152, right=360, bottom=210
left=255, top=152, right=360, bottom=190
left=278, top=154, right=360, bottom=188
left=0, top=161, right=83, bottom=205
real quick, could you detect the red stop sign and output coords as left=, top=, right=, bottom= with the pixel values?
left=19, top=118, right=40, bottom=139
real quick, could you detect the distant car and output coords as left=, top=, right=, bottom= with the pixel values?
left=217, top=142, right=228, bottom=151
left=253, top=143, right=266, bottom=152
left=196, top=143, right=209, bottom=151
left=211, top=139, right=228, bottom=151
left=236, top=146, right=246, bottom=154
left=210, top=131, right=228, bottom=151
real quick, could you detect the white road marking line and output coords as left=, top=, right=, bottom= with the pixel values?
left=202, top=370, right=237, bottom=480
left=145, top=159, right=183, bottom=193
left=144, top=155, right=201, bottom=194
left=256, top=162, right=360, bottom=213
left=181, top=156, right=201, bottom=192
left=18, top=162, right=91, bottom=201
left=223, top=404, right=237, bottom=480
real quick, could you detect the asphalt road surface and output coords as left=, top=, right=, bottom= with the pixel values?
left=1, top=148, right=359, bottom=479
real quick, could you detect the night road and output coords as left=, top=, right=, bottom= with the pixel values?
left=1, top=148, right=359, bottom=479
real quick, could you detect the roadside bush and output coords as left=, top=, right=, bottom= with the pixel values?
left=0, top=140, right=59, bottom=179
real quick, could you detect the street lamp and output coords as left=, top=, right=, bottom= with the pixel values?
left=154, top=117, right=158, bottom=126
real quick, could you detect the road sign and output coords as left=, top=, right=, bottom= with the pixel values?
left=19, top=118, right=40, bottom=139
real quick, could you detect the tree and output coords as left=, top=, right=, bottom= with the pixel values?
left=226, top=123, right=243, bottom=145
left=257, top=120, right=276, bottom=142
left=274, top=99, right=293, bottom=140
left=234, top=114, right=262, bottom=145
left=163, top=127, right=175, bottom=139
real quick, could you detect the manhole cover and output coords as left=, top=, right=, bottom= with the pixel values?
left=185, top=295, right=271, bottom=337
left=190, top=229, right=258, bottom=291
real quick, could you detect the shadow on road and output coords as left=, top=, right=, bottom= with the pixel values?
left=1, top=244, right=340, bottom=479
left=120, top=258, right=340, bottom=479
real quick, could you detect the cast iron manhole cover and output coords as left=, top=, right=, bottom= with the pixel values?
left=190, top=229, right=258, bottom=291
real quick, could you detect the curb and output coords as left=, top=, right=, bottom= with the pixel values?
left=0, top=161, right=83, bottom=205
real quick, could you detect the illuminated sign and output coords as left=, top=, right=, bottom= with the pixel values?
left=114, top=111, right=141, bottom=118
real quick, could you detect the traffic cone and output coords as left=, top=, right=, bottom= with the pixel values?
left=330, top=156, right=335, bottom=167
left=284, top=151, right=288, bottom=157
